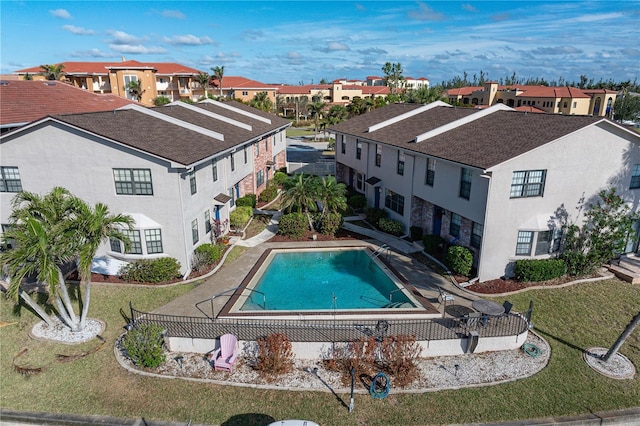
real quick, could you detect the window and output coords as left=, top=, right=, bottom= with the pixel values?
left=113, top=168, right=153, bottom=195
left=356, top=173, right=364, bottom=191
left=471, top=222, right=483, bottom=248
left=450, top=213, right=461, bottom=238
left=516, top=231, right=534, bottom=255
left=230, top=153, right=235, bottom=171
left=228, top=188, right=235, bottom=207
left=631, top=164, right=640, bottom=189
left=385, top=189, right=404, bottom=215
left=397, top=151, right=405, bottom=176
left=189, top=171, right=197, bottom=195
left=356, top=141, right=362, bottom=160
left=109, top=238, right=122, bottom=253
left=242, top=91, right=248, bottom=96
left=255, top=143, right=259, bottom=157
left=205, top=210, right=212, bottom=233
left=0, top=167, right=22, bottom=192
left=535, top=229, right=562, bottom=255
left=510, top=170, right=546, bottom=198
left=265, top=139, right=268, bottom=151
left=145, top=229, right=163, bottom=254
left=573, top=101, right=577, bottom=108
left=125, top=230, right=142, bottom=254
left=123, top=75, right=138, bottom=100
left=425, top=158, right=435, bottom=186
left=459, top=168, right=472, bottom=200
left=256, top=169, right=265, bottom=187
left=244, top=147, right=248, bottom=164
left=341, top=139, right=346, bottom=154
left=191, top=219, right=199, bottom=245
left=375, top=144, right=382, bottom=167
left=212, top=158, right=218, bottom=181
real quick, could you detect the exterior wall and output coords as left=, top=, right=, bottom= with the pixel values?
left=107, top=69, right=158, bottom=105
left=480, top=123, right=640, bottom=281
left=228, top=89, right=277, bottom=104
left=0, top=123, right=191, bottom=272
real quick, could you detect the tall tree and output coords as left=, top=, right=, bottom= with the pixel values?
left=307, top=101, right=326, bottom=141
left=195, top=72, right=212, bottom=99
left=211, top=66, right=225, bottom=97
left=40, top=64, right=65, bottom=81
left=250, top=91, right=273, bottom=112
left=0, top=188, right=132, bottom=332
left=281, top=173, right=319, bottom=230
left=74, top=202, right=133, bottom=328
left=406, top=86, right=445, bottom=104
left=382, top=62, right=405, bottom=95
left=613, top=92, right=640, bottom=122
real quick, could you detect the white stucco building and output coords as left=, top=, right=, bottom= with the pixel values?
left=330, top=101, right=640, bottom=282
left=0, top=100, right=290, bottom=277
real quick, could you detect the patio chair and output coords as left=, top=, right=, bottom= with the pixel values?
left=503, top=300, right=513, bottom=315
left=437, top=286, right=455, bottom=306
left=209, top=333, right=239, bottom=372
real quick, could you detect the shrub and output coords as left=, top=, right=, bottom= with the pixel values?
left=277, top=212, right=307, bottom=239
left=378, top=217, right=404, bottom=236
left=379, top=335, right=422, bottom=387
left=410, top=226, right=423, bottom=242
left=445, top=245, right=473, bottom=276
left=119, top=257, right=181, bottom=283
left=273, top=171, right=288, bottom=186
left=121, top=323, right=166, bottom=368
left=153, top=96, right=170, bottom=106
left=259, top=181, right=279, bottom=203
left=423, top=234, right=445, bottom=255
left=515, top=258, right=567, bottom=282
left=230, top=206, right=253, bottom=228
left=324, top=336, right=377, bottom=386
left=319, top=212, right=342, bottom=236
left=365, top=207, right=387, bottom=227
left=348, top=194, right=367, bottom=210
left=255, top=333, right=294, bottom=381
left=236, top=194, right=257, bottom=208
left=192, top=243, right=224, bottom=271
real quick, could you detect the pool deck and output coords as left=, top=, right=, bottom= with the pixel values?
left=153, top=237, right=475, bottom=320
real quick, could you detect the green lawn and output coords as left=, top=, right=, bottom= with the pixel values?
left=286, top=127, right=315, bottom=138
left=1, top=274, right=639, bottom=425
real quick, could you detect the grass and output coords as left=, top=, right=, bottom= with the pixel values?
left=1, top=276, right=639, bottom=425
left=286, top=127, right=315, bottom=138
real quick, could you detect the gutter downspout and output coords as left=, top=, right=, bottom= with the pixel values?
left=476, top=171, right=493, bottom=283
left=177, top=168, right=191, bottom=280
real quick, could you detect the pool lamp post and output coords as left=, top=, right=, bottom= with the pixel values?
left=349, top=367, right=355, bottom=413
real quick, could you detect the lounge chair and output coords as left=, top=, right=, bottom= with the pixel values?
left=209, top=333, right=239, bottom=372
left=437, top=286, right=455, bottom=306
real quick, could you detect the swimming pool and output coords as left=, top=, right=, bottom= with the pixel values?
left=221, top=247, right=430, bottom=318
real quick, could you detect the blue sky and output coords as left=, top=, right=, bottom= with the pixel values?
left=1, top=1, right=639, bottom=85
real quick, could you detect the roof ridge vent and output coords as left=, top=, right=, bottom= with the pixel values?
left=200, top=99, right=271, bottom=124
left=367, top=101, right=451, bottom=133
left=166, top=101, right=252, bottom=131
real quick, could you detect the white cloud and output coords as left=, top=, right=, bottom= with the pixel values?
left=108, top=30, right=142, bottom=45
left=160, top=9, right=185, bottom=19
left=62, top=25, right=94, bottom=35
left=462, top=4, right=477, bottom=13
left=109, top=44, right=167, bottom=54
left=530, top=46, right=583, bottom=55
left=50, top=9, right=72, bottom=19
left=407, top=2, right=445, bottom=21
left=326, top=42, right=350, bottom=52
left=70, top=49, right=113, bottom=58
left=163, top=35, right=215, bottom=46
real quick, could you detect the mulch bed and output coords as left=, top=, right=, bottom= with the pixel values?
left=464, top=274, right=599, bottom=294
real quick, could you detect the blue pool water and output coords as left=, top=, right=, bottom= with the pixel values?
left=239, top=249, right=417, bottom=311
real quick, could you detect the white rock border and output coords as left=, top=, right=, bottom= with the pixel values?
left=29, top=318, right=105, bottom=345
left=583, top=347, right=636, bottom=380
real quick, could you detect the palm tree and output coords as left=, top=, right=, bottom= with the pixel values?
left=317, top=176, right=347, bottom=220
left=281, top=173, right=319, bottom=230
left=211, top=66, right=225, bottom=97
left=195, top=72, right=212, bottom=99
left=250, top=91, right=273, bottom=112
left=74, top=202, right=133, bottom=329
left=406, top=86, right=445, bottom=104
left=126, top=79, right=144, bottom=102
left=307, top=101, right=325, bottom=141
left=40, top=63, right=65, bottom=81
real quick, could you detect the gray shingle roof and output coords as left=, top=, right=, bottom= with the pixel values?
left=49, top=101, right=289, bottom=166
left=329, top=104, right=608, bottom=169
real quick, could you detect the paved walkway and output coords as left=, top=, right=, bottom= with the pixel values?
left=154, top=211, right=474, bottom=318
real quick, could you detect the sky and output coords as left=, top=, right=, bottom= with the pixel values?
left=1, top=1, right=639, bottom=86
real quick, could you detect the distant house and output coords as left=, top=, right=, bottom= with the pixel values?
left=277, top=81, right=390, bottom=105
left=330, top=101, right=640, bottom=282
left=213, top=76, right=278, bottom=105
left=0, top=79, right=136, bottom=133
left=446, top=82, right=617, bottom=117
left=1, top=100, right=290, bottom=277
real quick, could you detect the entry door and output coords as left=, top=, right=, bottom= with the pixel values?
left=433, top=207, right=443, bottom=236
left=374, top=187, right=381, bottom=209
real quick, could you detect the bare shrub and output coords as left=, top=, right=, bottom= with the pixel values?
left=254, top=333, right=294, bottom=381
left=323, top=336, right=377, bottom=385
left=379, top=334, right=422, bottom=387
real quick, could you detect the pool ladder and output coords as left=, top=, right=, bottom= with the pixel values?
left=371, top=244, right=390, bottom=260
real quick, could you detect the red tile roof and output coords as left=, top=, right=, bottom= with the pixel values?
left=514, top=105, right=547, bottom=113
left=14, top=61, right=203, bottom=76
left=213, top=76, right=276, bottom=90
left=0, top=80, right=136, bottom=127
left=276, top=84, right=331, bottom=94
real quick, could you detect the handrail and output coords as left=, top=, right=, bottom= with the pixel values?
left=371, top=244, right=390, bottom=260
left=388, top=288, right=404, bottom=302
left=194, top=286, right=266, bottom=320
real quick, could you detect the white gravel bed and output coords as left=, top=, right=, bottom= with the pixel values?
left=30, top=318, right=104, bottom=344
left=116, top=333, right=549, bottom=393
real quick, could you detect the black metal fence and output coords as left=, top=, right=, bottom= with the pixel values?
left=129, top=304, right=532, bottom=343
